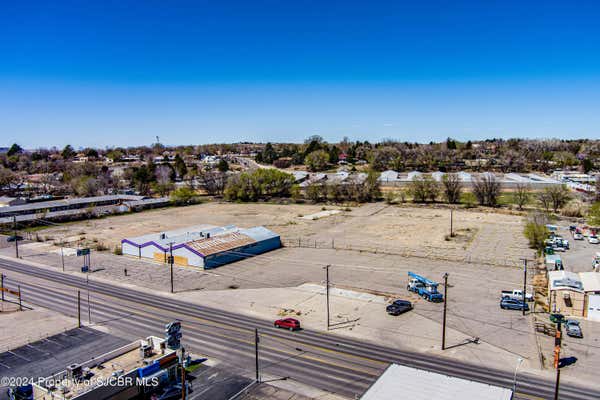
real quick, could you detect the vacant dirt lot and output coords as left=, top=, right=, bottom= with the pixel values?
left=32, top=202, right=533, bottom=267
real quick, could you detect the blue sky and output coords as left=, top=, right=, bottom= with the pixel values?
left=1, top=1, right=600, bottom=148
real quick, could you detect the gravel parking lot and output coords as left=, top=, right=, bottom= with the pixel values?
left=13, top=203, right=596, bottom=383
left=2, top=241, right=542, bottom=377
left=28, top=202, right=534, bottom=267
left=533, top=223, right=600, bottom=384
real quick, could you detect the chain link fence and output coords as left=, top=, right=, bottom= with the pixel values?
left=282, top=237, right=524, bottom=268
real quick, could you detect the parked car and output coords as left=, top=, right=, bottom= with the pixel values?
left=549, top=313, right=565, bottom=323
left=589, top=235, right=599, bottom=244
left=573, top=232, right=584, bottom=240
left=274, top=318, right=301, bottom=331
left=565, top=319, right=583, bottom=338
left=500, top=298, right=529, bottom=311
left=6, top=235, right=23, bottom=242
left=386, top=299, right=413, bottom=315
left=501, top=289, right=533, bottom=302
left=593, top=253, right=600, bottom=270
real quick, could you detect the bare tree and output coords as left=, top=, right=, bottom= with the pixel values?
left=537, top=190, right=552, bottom=213
left=0, top=167, right=18, bottom=195
left=442, top=173, right=462, bottom=204
left=472, top=173, right=502, bottom=206
left=546, top=185, right=571, bottom=213
left=514, top=184, right=531, bottom=210
left=154, top=165, right=174, bottom=196
left=198, top=171, right=228, bottom=196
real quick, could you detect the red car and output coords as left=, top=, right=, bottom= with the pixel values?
left=274, top=318, right=301, bottom=331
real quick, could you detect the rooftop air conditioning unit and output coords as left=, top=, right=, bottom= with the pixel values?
left=67, top=364, right=83, bottom=380
left=111, top=370, right=124, bottom=378
left=140, top=344, right=153, bottom=358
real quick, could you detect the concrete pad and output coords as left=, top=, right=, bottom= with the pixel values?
left=301, top=210, right=342, bottom=220
left=0, top=306, right=78, bottom=351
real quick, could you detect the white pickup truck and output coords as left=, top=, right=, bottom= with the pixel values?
left=501, top=289, right=533, bottom=302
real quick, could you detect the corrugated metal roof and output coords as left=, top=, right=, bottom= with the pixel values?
left=431, top=171, right=445, bottom=181
left=361, top=364, right=512, bottom=400
left=124, top=225, right=279, bottom=255
left=186, top=231, right=256, bottom=256
left=125, top=224, right=221, bottom=246
left=240, top=226, right=279, bottom=242
left=378, top=170, right=399, bottom=181
left=0, top=195, right=144, bottom=213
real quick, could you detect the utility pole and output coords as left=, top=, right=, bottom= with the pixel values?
left=181, top=346, right=186, bottom=400
left=86, top=254, right=91, bottom=324
left=77, top=290, right=81, bottom=328
left=13, top=216, right=19, bottom=258
left=17, top=285, right=22, bottom=311
left=60, top=242, right=65, bottom=272
left=554, top=320, right=562, bottom=400
left=169, top=242, right=174, bottom=294
left=1, top=273, right=4, bottom=302
left=521, top=258, right=528, bottom=316
left=255, top=328, right=260, bottom=382
left=325, top=265, right=331, bottom=330
left=442, top=273, right=449, bottom=350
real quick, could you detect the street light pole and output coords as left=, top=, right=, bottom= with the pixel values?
left=77, top=290, right=81, bottom=328
left=255, top=328, right=260, bottom=383
left=442, top=273, right=449, bottom=350
left=513, top=357, right=523, bottom=393
left=450, top=208, right=454, bottom=237
left=60, top=241, right=65, bottom=272
left=325, top=265, right=331, bottom=330
left=13, top=216, right=19, bottom=258
left=87, top=258, right=91, bottom=324
left=169, top=242, right=174, bottom=294
left=521, top=258, right=528, bottom=316
left=554, top=320, right=562, bottom=400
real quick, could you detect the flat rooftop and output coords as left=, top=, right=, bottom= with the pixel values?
left=0, top=327, right=129, bottom=392
left=361, top=364, right=512, bottom=400
left=61, top=339, right=168, bottom=398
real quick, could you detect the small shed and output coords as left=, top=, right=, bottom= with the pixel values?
left=547, top=270, right=585, bottom=316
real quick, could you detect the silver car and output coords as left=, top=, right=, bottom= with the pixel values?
left=565, top=319, right=583, bottom=338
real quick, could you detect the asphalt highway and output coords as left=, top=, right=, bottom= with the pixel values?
left=1, top=257, right=598, bottom=400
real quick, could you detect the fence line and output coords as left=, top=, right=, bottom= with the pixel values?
left=281, top=237, right=522, bottom=268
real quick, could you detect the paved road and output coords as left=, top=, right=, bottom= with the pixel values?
left=1, top=258, right=598, bottom=400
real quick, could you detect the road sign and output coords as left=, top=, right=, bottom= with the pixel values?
left=81, top=266, right=89, bottom=273
left=77, top=248, right=90, bottom=257
left=165, top=321, right=182, bottom=350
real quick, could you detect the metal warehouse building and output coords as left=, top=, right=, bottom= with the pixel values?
left=121, top=224, right=281, bottom=269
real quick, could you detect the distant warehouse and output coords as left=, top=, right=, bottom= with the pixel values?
left=121, top=224, right=281, bottom=269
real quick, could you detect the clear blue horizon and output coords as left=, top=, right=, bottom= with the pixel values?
left=1, top=1, right=600, bottom=148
